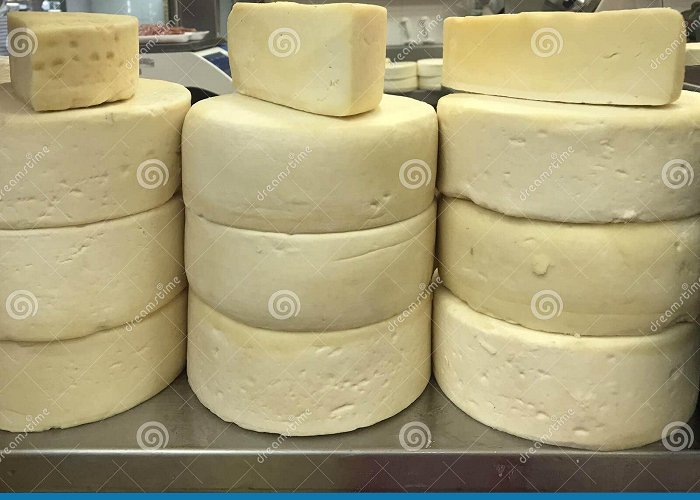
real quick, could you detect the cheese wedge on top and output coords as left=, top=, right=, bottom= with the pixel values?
left=8, top=11, right=138, bottom=111
left=443, top=8, right=685, bottom=106
left=228, top=2, right=386, bottom=116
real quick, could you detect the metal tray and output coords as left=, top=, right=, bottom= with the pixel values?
left=0, top=374, right=698, bottom=492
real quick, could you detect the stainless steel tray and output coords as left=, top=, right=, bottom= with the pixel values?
left=1, top=374, right=698, bottom=492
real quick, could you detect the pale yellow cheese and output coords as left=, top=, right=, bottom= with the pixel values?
left=185, top=202, right=436, bottom=332
left=437, top=197, right=700, bottom=336
left=228, top=2, right=386, bottom=116
left=433, top=287, right=700, bottom=451
left=0, top=56, right=9, bottom=83
left=443, top=8, right=685, bottom=106
left=188, top=291, right=431, bottom=435
left=0, top=197, right=185, bottom=342
left=182, top=93, right=437, bottom=233
left=0, top=292, right=186, bottom=432
left=8, top=12, right=138, bottom=111
left=0, top=79, right=190, bottom=230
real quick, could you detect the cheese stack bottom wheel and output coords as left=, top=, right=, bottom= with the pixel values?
left=188, top=291, right=431, bottom=435
left=0, top=292, right=187, bottom=432
left=433, top=287, right=700, bottom=451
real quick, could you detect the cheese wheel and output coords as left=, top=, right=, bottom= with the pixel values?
left=188, top=291, right=431, bottom=435
left=384, top=76, right=418, bottom=93
left=437, top=197, right=700, bottom=336
left=417, top=58, right=442, bottom=77
left=183, top=93, right=437, bottom=233
left=433, top=287, right=700, bottom=451
left=443, top=9, right=685, bottom=106
left=0, top=79, right=190, bottom=230
left=8, top=12, right=138, bottom=112
left=437, top=91, right=700, bottom=223
left=186, top=202, right=436, bottom=332
left=385, top=61, right=417, bottom=80
left=228, top=2, right=386, bottom=117
left=0, top=291, right=186, bottom=432
left=418, top=76, right=441, bottom=91
left=687, top=42, right=700, bottom=66
left=0, top=197, right=186, bottom=342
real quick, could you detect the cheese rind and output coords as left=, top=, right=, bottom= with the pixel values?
left=8, top=12, right=138, bottom=111
left=228, top=2, right=386, bottom=116
left=0, top=79, right=190, bottom=230
left=183, top=93, right=437, bottom=233
left=437, top=91, right=700, bottom=223
left=433, top=287, right=700, bottom=451
left=0, top=291, right=186, bottom=432
left=437, top=197, right=700, bottom=336
left=443, top=9, right=685, bottom=106
left=188, top=291, right=431, bottom=435
left=185, top=202, right=436, bottom=332
left=0, top=197, right=186, bottom=342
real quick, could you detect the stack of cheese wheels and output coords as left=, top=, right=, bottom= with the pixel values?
left=435, top=8, right=700, bottom=451
left=417, top=58, right=442, bottom=91
left=384, top=60, right=418, bottom=93
left=0, top=12, right=190, bottom=432
left=184, top=1, right=438, bottom=436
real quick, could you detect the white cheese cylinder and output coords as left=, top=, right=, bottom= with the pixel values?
left=182, top=93, right=437, bottom=233
left=0, top=197, right=185, bottom=342
left=186, top=202, right=435, bottom=332
left=385, top=61, right=417, bottom=80
left=417, top=58, right=442, bottom=77
left=188, top=291, right=431, bottom=435
left=418, top=76, right=441, bottom=91
left=443, top=9, right=685, bottom=106
left=437, top=197, right=700, bottom=336
left=0, top=79, right=191, bottom=230
left=433, top=287, right=700, bottom=451
left=384, top=76, right=418, bottom=93
left=437, top=91, right=700, bottom=223
left=0, top=291, right=186, bottom=432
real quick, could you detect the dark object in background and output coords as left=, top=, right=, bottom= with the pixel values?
left=683, top=2, right=700, bottom=42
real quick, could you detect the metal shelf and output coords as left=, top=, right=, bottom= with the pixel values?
left=1, top=374, right=698, bottom=492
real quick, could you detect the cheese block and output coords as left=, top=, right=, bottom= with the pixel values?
left=186, top=202, right=435, bottom=332
left=417, top=58, right=442, bottom=77
left=0, top=291, right=186, bottom=432
left=384, top=76, right=418, bottom=93
left=687, top=42, right=700, bottom=66
left=8, top=12, right=138, bottom=112
left=418, top=76, right=441, bottom=91
left=183, top=93, right=437, bottom=233
left=437, top=91, right=700, bottom=223
left=433, top=287, right=700, bottom=451
left=443, top=9, right=685, bottom=105
left=0, top=56, right=9, bottom=83
left=385, top=61, right=416, bottom=80
left=228, top=2, right=386, bottom=116
left=0, top=79, right=190, bottom=230
left=0, top=197, right=185, bottom=342
left=437, top=197, right=700, bottom=336
left=188, top=291, right=431, bottom=435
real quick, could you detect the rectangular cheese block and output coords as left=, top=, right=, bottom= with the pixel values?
left=228, top=2, right=386, bottom=116
left=8, top=11, right=138, bottom=111
left=443, top=8, right=685, bottom=106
